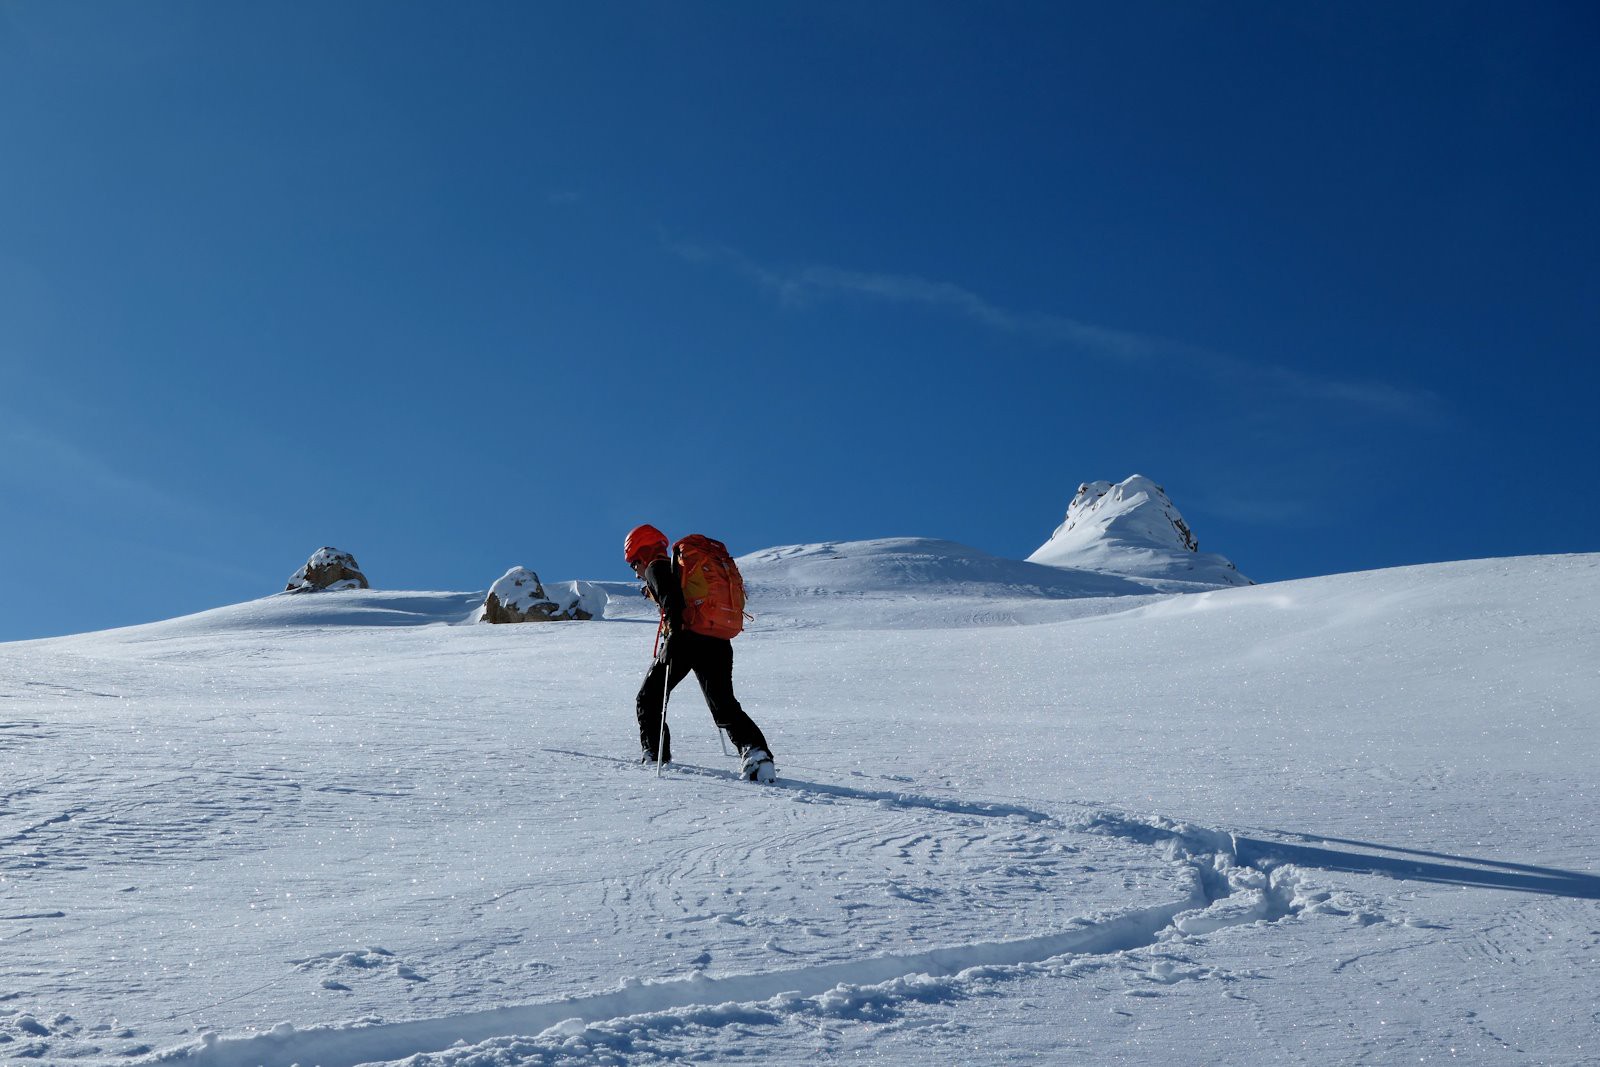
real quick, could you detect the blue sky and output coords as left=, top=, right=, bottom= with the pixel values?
left=2, top=1, right=1596, bottom=641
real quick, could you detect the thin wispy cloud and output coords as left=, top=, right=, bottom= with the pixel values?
left=667, top=238, right=1445, bottom=423
left=0, top=408, right=212, bottom=526
left=668, top=238, right=1159, bottom=361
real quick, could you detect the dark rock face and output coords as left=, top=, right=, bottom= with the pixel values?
left=286, top=548, right=369, bottom=593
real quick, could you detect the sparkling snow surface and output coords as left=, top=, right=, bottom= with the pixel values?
left=1, top=553, right=1596, bottom=1065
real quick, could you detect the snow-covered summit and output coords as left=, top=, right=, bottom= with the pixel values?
left=1028, top=475, right=1250, bottom=587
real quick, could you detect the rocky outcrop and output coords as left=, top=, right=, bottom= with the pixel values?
left=481, top=567, right=607, bottom=623
left=285, top=548, right=369, bottom=593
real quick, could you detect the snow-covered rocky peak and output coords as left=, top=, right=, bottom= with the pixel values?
left=1051, top=476, right=1198, bottom=553
left=481, top=567, right=608, bottom=623
left=1028, top=475, right=1250, bottom=587
left=285, top=547, right=369, bottom=593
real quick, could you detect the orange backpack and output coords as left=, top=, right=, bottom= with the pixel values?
left=673, top=534, right=747, bottom=639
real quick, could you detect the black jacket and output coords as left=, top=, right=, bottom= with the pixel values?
left=641, top=558, right=685, bottom=633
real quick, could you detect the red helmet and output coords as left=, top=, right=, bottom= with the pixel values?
left=623, top=524, right=669, bottom=564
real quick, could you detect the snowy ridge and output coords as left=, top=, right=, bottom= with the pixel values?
left=739, top=537, right=1153, bottom=597
left=735, top=537, right=1180, bottom=629
left=1028, top=475, right=1249, bottom=587
left=44, top=584, right=647, bottom=643
left=68, top=588, right=488, bottom=639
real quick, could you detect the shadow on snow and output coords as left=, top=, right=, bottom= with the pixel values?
left=1236, top=834, right=1600, bottom=900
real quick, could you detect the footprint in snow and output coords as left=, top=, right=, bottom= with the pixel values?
left=295, top=946, right=424, bottom=984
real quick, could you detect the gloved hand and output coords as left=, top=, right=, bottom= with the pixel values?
left=657, top=627, right=680, bottom=664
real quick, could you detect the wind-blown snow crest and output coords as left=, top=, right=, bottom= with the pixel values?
left=739, top=537, right=1152, bottom=598
left=734, top=537, right=1182, bottom=629
left=1028, top=475, right=1249, bottom=587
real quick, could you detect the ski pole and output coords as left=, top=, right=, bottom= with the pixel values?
left=656, top=657, right=670, bottom=778
left=718, top=727, right=730, bottom=756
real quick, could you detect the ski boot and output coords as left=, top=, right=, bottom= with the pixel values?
left=739, top=748, right=776, bottom=784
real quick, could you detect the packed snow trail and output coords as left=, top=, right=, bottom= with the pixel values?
left=544, top=748, right=1056, bottom=821
left=169, top=901, right=1196, bottom=1066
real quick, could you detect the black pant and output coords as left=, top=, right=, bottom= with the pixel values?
left=635, top=630, right=770, bottom=762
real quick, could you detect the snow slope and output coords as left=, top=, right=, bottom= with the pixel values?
left=1, top=553, right=1596, bottom=1065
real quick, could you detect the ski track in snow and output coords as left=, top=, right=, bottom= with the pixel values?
left=149, top=787, right=1360, bottom=1067
left=543, top=748, right=1057, bottom=823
